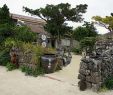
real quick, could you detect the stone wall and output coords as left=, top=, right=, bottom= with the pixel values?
left=78, top=39, right=113, bottom=91
left=10, top=47, right=38, bottom=69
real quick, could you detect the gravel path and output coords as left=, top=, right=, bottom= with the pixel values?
left=0, top=55, right=113, bottom=95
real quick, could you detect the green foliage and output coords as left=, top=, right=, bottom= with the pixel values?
left=103, top=76, right=113, bottom=90
left=4, top=38, right=16, bottom=48
left=0, top=24, right=15, bottom=43
left=20, top=65, right=44, bottom=77
left=19, top=43, right=55, bottom=65
left=74, top=26, right=87, bottom=41
left=80, top=37, right=96, bottom=50
left=83, top=22, right=98, bottom=36
left=0, top=5, right=37, bottom=44
left=24, top=3, right=87, bottom=39
left=99, top=85, right=108, bottom=92
left=0, top=4, right=13, bottom=25
left=92, top=15, right=113, bottom=33
left=13, top=26, right=37, bottom=42
left=18, top=43, right=55, bottom=76
left=43, top=48, right=56, bottom=54
left=72, top=47, right=82, bottom=55
left=0, top=23, right=37, bottom=44
left=0, top=48, right=10, bottom=66
left=73, top=22, right=98, bottom=41
left=6, top=62, right=17, bottom=71
left=0, top=5, right=15, bottom=44
left=19, top=43, right=45, bottom=64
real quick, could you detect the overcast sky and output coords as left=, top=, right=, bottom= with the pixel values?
left=0, top=0, right=113, bottom=34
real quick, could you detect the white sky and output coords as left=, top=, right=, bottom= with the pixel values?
left=0, top=0, right=113, bottom=34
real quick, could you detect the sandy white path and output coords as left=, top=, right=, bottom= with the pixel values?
left=0, top=55, right=113, bottom=95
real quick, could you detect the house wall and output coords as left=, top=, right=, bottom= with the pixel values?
left=61, top=39, right=79, bottom=48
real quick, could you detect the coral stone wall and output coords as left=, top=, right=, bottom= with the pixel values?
left=78, top=40, right=113, bottom=91
left=10, top=47, right=38, bottom=69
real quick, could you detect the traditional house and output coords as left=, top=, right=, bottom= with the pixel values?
left=11, top=13, right=78, bottom=49
left=11, top=13, right=52, bottom=47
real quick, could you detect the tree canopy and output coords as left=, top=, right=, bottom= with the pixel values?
left=92, top=14, right=113, bottom=33
left=73, top=22, right=98, bottom=41
left=23, top=3, right=88, bottom=39
left=0, top=4, right=13, bottom=25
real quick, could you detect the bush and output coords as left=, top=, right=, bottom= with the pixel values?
left=0, top=49, right=10, bottom=66
left=4, top=38, right=17, bottom=48
left=99, top=85, right=108, bottom=92
left=0, top=38, right=21, bottom=66
left=13, top=26, right=37, bottom=42
left=72, top=47, right=82, bottom=55
left=0, top=23, right=15, bottom=43
left=80, top=37, right=96, bottom=51
left=6, top=62, right=17, bottom=71
left=103, top=76, right=113, bottom=90
left=20, top=65, right=44, bottom=77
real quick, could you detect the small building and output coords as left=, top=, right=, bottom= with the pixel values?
left=11, top=13, right=52, bottom=47
left=11, top=13, right=78, bottom=49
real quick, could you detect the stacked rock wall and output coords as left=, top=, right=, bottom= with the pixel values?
left=78, top=39, right=113, bottom=91
left=10, top=47, right=38, bottom=69
left=78, top=58, right=102, bottom=91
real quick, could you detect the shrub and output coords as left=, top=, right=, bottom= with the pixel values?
left=0, top=24, right=15, bottom=43
left=13, top=26, right=37, bottom=42
left=6, top=62, right=17, bottom=71
left=80, top=37, right=96, bottom=51
left=43, top=47, right=56, bottom=54
left=0, top=48, right=10, bottom=66
left=20, top=65, right=44, bottom=77
left=103, top=76, right=113, bottom=90
left=99, top=85, right=108, bottom=92
left=0, top=38, right=21, bottom=66
left=72, top=47, right=82, bottom=55
left=4, top=38, right=16, bottom=48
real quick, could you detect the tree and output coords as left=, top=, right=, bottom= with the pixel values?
left=0, top=4, right=13, bottom=25
left=80, top=37, right=96, bottom=53
left=92, top=14, right=113, bottom=33
left=73, top=22, right=97, bottom=41
left=0, top=4, right=15, bottom=43
left=23, top=3, right=88, bottom=46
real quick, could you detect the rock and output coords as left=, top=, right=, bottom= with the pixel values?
left=86, top=76, right=91, bottom=82
left=81, top=58, right=90, bottom=63
left=80, top=62, right=87, bottom=70
left=78, top=74, right=86, bottom=81
left=91, top=76, right=101, bottom=84
left=78, top=80, right=87, bottom=91
left=79, top=69, right=90, bottom=76
left=92, top=83, right=101, bottom=92
left=86, top=82, right=92, bottom=89
left=86, top=70, right=90, bottom=75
